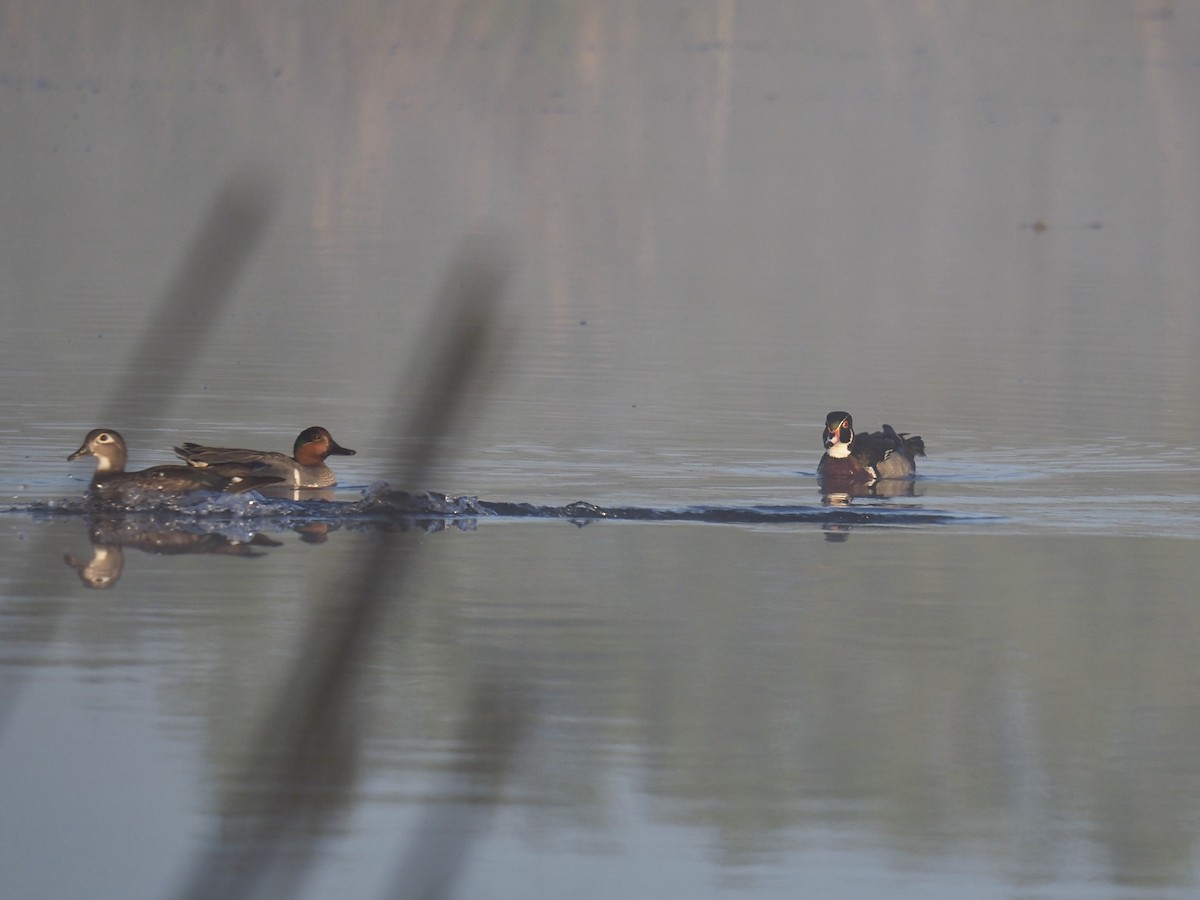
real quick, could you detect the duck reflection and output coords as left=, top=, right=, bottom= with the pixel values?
left=260, top=485, right=339, bottom=502
left=818, top=477, right=924, bottom=542
left=64, top=514, right=281, bottom=589
left=819, top=476, right=920, bottom=503
left=295, top=521, right=334, bottom=543
left=64, top=542, right=126, bottom=589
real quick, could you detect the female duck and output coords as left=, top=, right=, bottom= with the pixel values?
left=174, top=426, right=356, bottom=489
left=69, top=428, right=283, bottom=503
left=817, top=411, right=925, bottom=483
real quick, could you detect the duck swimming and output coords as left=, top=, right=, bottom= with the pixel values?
left=69, top=428, right=283, bottom=503
left=174, top=426, right=356, bottom=489
left=817, top=411, right=925, bottom=483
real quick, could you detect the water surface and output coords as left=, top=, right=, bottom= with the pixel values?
left=3, top=3, right=1200, bottom=898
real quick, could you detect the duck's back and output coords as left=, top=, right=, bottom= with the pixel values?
left=853, top=426, right=924, bottom=478
left=89, top=464, right=280, bottom=503
left=175, top=444, right=292, bottom=468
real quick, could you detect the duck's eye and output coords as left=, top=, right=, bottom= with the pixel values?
left=97, top=433, right=111, bottom=443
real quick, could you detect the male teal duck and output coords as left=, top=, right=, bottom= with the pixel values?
left=69, top=428, right=283, bottom=503
left=173, top=426, right=356, bottom=489
left=817, top=411, right=926, bottom=483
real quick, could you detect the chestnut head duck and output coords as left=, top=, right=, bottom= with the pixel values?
left=174, top=426, right=356, bottom=489
left=818, top=410, right=925, bottom=483
left=69, top=428, right=284, bottom=503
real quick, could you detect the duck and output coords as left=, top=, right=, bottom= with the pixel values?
left=173, top=425, right=356, bottom=489
left=69, top=428, right=284, bottom=503
left=817, top=411, right=925, bottom=483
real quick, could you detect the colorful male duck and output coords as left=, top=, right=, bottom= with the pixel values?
left=69, top=428, right=283, bottom=503
left=173, top=426, right=356, bottom=489
left=817, top=411, right=925, bottom=482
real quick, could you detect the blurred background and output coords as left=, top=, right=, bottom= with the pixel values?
left=3, top=3, right=1200, bottom=898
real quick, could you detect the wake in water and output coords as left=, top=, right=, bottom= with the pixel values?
left=21, top=480, right=984, bottom=529
left=23, top=481, right=989, bottom=588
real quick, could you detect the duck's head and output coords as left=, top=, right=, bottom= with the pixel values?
left=293, top=426, right=356, bottom=465
left=68, top=428, right=129, bottom=474
left=822, top=411, right=855, bottom=458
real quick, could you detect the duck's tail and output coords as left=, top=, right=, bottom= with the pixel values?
left=881, top=424, right=926, bottom=458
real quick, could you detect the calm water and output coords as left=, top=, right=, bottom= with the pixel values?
left=4, top=3, right=1200, bottom=898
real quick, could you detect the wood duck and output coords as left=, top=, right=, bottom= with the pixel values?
left=174, top=426, right=356, bottom=488
left=817, top=411, right=925, bottom=483
left=69, top=428, right=284, bottom=503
